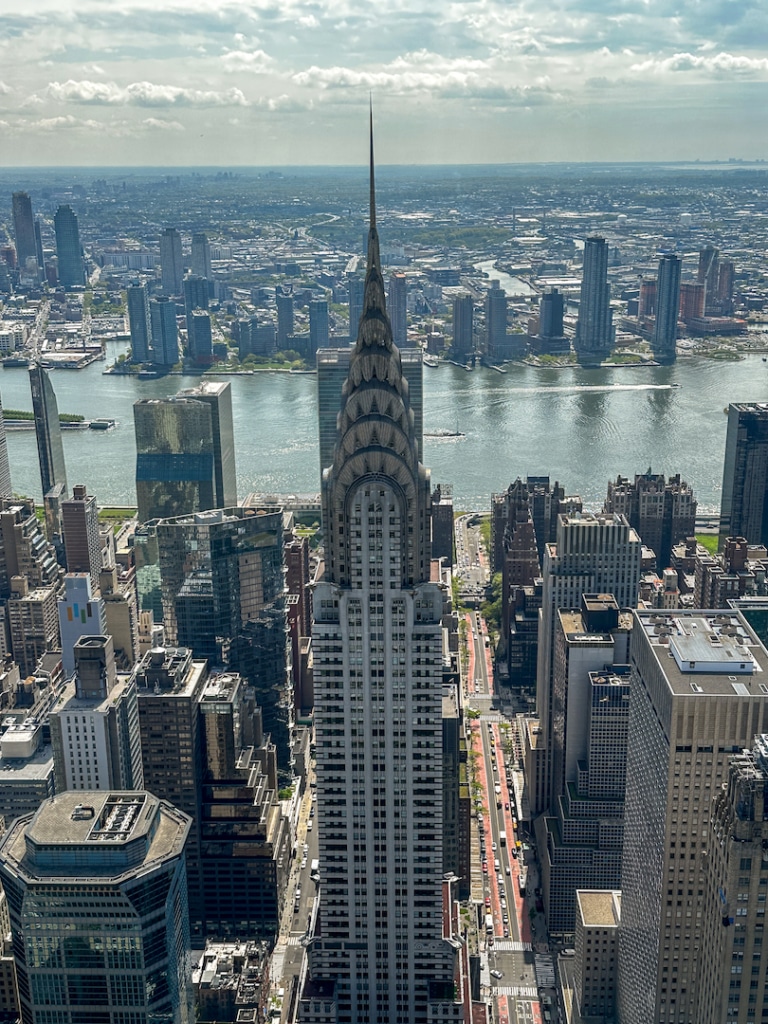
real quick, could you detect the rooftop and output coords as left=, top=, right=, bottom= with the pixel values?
left=576, top=890, right=621, bottom=928
left=638, top=609, right=768, bottom=696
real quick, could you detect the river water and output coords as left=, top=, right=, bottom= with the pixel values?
left=2, top=343, right=765, bottom=511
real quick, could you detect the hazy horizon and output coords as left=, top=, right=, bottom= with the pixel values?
left=1, top=0, right=766, bottom=167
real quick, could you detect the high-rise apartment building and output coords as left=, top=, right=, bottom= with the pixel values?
left=618, top=609, right=768, bottom=1024
left=539, top=288, right=566, bottom=340
left=485, top=279, right=507, bottom=359
left=134, top=381, right=236, bottom=522
left=49, top=633, right=143, bottom=792
left=652, top=254, right=682, bottom=364
left=62, top=483, right=101, bottom=587
left=276, top=285, right=294, bottom=347
left=53, top=204, right=85, bottom=289
left=697, top=735, right=768, bottom=1024
left=387, top=270, right=408, bottom=347
left=188, top=310, right=213, bottom=365
left=160, top=226, right=184, bottom=295
left=452, top=294, right=474, bottom=358
left=183, top=273, right=209, bottom=321
left=575, top=236, right=614, bottom=364
left=149, top=296, right=179, bottom=366
left=348, top=273, right=365, bottom=342
left=317, top=346, right=423, bottom=481
left=679, top=281, right=706, bottom=323
left=531, top=512, right=642, bottom=814
left=154, top=506, right=292, bottom=780
left=299, top=137, right=464, bottom=1024
left=191, top=231, right=212, bottom=281
left=34, top=216, right=45, bottom=274
left=698, top=243, right=720, bottom=314
left=309, top=297, right=330, bottom=352
left=0, top=790, right=192, bottom=1024
left=29, top=362, right=68, bottom=500
left=11, top=192, right=36, bottom=271
left=127, top=283, right=152, bottom=363
left=0, top=499, right=62, bottom=599
left=720, top=403, right=768, bottom=548
left=7, top=577, right=59, bottom=677
left=604, top=471, right=697, bottom=571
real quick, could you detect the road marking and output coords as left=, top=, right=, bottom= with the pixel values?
left=492, top=939, right=532, bottom=952
left=286, top=935, right=305, bottom=946
left=496, top=986, right=538, bottom=998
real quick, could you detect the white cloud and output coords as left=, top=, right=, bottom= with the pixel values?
left=221, top=48, right=274, bottom=73
left=631, top=51, right=768, bottom=75
left=0, top=82, right=12, bottom=95
left=142, top=116, right=185, bottom=130
left=43, top=78, right=249, bottom=106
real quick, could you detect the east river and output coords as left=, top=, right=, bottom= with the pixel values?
left=3, top=343, right=767, bottom=512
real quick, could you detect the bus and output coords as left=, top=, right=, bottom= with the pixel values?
left=518, top=867, right=527, bottom=896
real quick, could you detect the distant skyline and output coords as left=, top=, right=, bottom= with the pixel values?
left=0, top=0, right=766, bottom=166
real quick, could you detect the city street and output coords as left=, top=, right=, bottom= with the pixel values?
left=460, top=519, right=545, bottom=1024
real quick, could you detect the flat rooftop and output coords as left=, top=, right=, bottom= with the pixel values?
left=638, top=610, right=768, bottom=696
left=577, top=890, right=621, bottom=928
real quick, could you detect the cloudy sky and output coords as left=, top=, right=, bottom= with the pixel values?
left=0, top=0, right=766, bottom=165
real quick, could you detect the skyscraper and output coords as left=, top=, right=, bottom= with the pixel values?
left=191, top=231, right=212, bottom=280
left=698, top=243, right=720, bottom=314
left=348, top=273, right=365, bottom=342
left=387, top=270, right=408, bottom=347
left=134, top=381, right=236, bottom=522
left=652, top=254, right=682, bottom=364
left=57, top=573, right=107, bottom=677
left=300, top=123, right=463, bottom=1024
left=720, top=403, right=768, bottom=548
left=188, top=310, right=213, bottom=365
left=29, top=362, right=68, bottom=499
left=309, top=297, right=330, bottom=352
left=575, top=236, right=614, bottom=364
left=484, top=279, right=507, bottom=359
left=452, top=293, right=474, bottom=358
left=11, top=192, right=36, bottom=270
left=127, top=283, right=152, bottom=363
left=149, top=296, right=179, bottom=366
left=61, top=483, right=102, bottom=587
left=617, top=609, right=768, bottom=1024
left=0, top=790, right=192, bottom=1024
left=53, top=204, right=85, bottom=289
left=160, top=226, right=184, bottom=296
left=153, top=506, right=292, bottom=780
left=49, top=634, right=143, bottom=792
left=316, top=346, right=423, bottom=482
left=531, top=511, right=642, bottom=814
left=0, top=392, right=12, bottom=500
left=604, top=471, right=697, bottom=571
left=276, top=285, right=294, bottom=347
left=183, top=273, right=209, bottom=321
left=698, top=735, right=768, bottom=1024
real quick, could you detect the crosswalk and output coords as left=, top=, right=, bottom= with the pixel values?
left=492, top=939, right=532, bottom=952
left=535, top=953, right=556, bottom=988
left=496, top=985, right=538, bottom=998
left=286, top=935, right=305, bottom=946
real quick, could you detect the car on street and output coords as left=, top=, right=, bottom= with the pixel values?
left=482, top=862, right=488, bottom=873
left=491, top=842, right=497, bottom=852
left=490, top=970, right=503, bottom=979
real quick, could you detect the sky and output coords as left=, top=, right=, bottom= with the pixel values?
left=0, top=0, right=766, bottom=166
